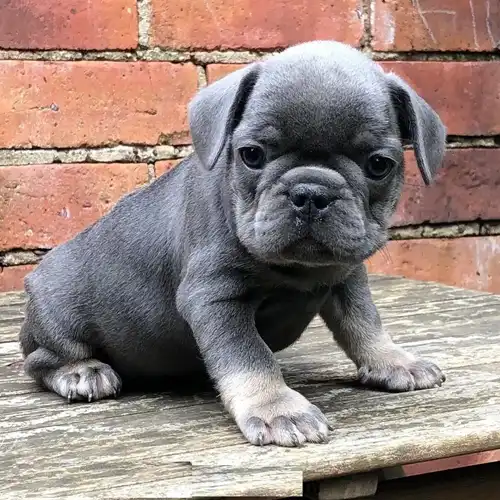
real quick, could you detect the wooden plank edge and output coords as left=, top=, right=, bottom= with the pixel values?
left=380, top=448, right=500, bottom=480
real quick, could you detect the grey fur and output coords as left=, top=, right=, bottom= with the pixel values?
left=20, top=41, right=446, bottom=447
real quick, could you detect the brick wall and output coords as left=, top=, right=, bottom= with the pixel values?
left=0, top=0, right=499, bottom=293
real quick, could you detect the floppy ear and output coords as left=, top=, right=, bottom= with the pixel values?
left=386, top=73, right=446, bottom=185
left=188, top=63, right=262, bottom=170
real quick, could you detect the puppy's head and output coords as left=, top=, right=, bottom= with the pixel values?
left=188, top=41, right=446, bottom=267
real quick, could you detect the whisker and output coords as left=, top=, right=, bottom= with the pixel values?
left=380, top=246, right=393, bottom=265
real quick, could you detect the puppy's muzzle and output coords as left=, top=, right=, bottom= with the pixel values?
left=288, top=183, right=334, bottom=222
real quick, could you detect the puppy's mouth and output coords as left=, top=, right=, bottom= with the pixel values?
left=283, top=236, right=331, bottom=257
left=280, top=233, right=367, bottom=265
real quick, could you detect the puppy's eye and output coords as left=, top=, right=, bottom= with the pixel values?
left=365, top=155, right=396, bottom=181
left=239, top=147, right=265, bottom=170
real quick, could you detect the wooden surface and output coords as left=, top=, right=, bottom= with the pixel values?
left=1, top=275, right=500, bottom=499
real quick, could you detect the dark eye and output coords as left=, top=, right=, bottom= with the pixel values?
left=239, top=147, right=265, bottom=169
left=365, top=155, right=396, bottom=180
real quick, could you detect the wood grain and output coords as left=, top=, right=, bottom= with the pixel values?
left=1, top=276, right=499, bottom=499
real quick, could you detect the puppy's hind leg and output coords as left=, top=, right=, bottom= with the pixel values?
left=20, top=308, right=121, bottom=403
left=25, top=349, right=122, bottom=403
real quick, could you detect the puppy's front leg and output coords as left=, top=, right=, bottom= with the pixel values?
left=321, top=266, right=445, bottom=391
left=177, top=274, right=329, bottom=447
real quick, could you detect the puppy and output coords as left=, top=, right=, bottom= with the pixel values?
left=20, top=40, right=446, bottom=447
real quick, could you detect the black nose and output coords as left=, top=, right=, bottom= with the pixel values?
left=288, top=184, right=333, bottom=219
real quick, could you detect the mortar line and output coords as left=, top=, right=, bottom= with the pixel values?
left=196, top=65, right=208, bottom=88
left=137, top=0, right=152, bottom=48
left=359, top=0, right=374, bottom=52
left=147, top=163, right=156, bottom=182
left=0, top=49, right=499, bottom=63
left=0, top=145, right=194, bottom=167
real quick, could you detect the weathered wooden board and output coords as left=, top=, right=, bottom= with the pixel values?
left=1, top=276, right=499, bottom=499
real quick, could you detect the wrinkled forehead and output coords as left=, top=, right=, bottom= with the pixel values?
left=237, top=61, right=395, bottom=152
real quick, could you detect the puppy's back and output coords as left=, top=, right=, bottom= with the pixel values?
left=24, top=157, right=194, bottom=321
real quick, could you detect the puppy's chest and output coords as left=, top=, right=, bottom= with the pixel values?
left=254, top=290, right=326, bottom=351
left=255, top=289, right=326, bottom=325
left=257, top=289, right=319, bottom=311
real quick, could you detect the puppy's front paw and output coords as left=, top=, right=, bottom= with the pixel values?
left=232, top=387, right=330, bottom=447
left=46, top=359, right=122, bottom=402
left=359, top=353, right=445, bottom=392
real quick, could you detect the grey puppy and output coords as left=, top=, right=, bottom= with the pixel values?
left=20, top=40, right=446, bottom=447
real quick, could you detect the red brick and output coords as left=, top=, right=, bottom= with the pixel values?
left=0, top=0, right=137, bottom=50
left=206, top=64, right=247, bottom=83
left=380, top=62, right=500, bottom=136
left=151, top=0, right=364, bottom=50
left=367, top=237, right=500, bottom=293
left=394, top=149, right=500, bottom=226
left=0, top=163, right=148, bottom=250
left=373, top=0, right=500, bottom=52
left=0, top=61, right=198, bottom=148
left=0, top=265, right=35, bottom=293
left=155, top=160, right=181, bottom=177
